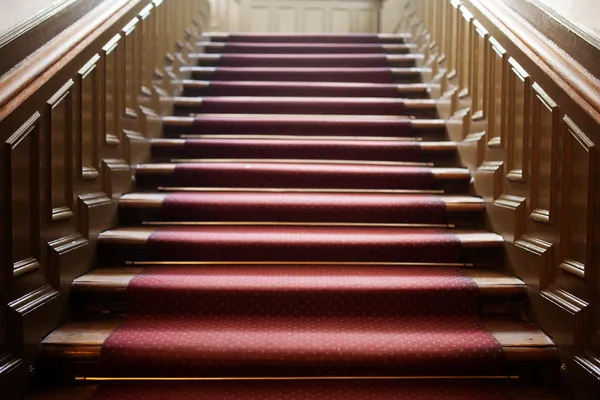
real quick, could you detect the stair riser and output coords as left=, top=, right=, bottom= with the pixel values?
left=204, top=34, right=409, bottom=44
left=118, top=205, right=483, bottom=228
left=202, top=45, right=415, bottom=55
left=134, top=171, right=470, bottom=194
left=71, top=292, right=524, bottom=319
left=171, top=102, right=438, bottom=119
left=150, top=143, right=459, bottom=167
left=161, top=122, right=447, bottom=141
left=193, top=57, right=418, bottom=68
left=188, top=69, right=422, bottom=84
left=96, top=243, right=502, bottom=269
left=182, top=83, right=432, bottom=99
left=39, top=358, right=555, bottom=382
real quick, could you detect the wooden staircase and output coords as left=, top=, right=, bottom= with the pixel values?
left=31, top=31, right=562, bottom=399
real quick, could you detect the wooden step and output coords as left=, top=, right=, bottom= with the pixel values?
left=70, top=267, right=525, bottom=317
left=150, top=135, right=458, bottom=167
left=179, top=80, right=438, bottom=99
left=149, top=137, right=458, bottom=166
left=161, top=115, right=448, bottom=140
left=134, top=162, right=470, bottom=194
left=203, top=32, right=413, bottom=44
left=39, top=318, right=555, bottom=379
left=118, top=193, right=484, bottom=228
left=94, top=227, right=504, bottom=268
left=180, top=66, right=430, bottom=84
left=24, top=381, right=571, bottom=400
left=196, top=42, right=419, bottom=55
left=189, top=53, right=424, bottom=68
left=167, top=96, right=438, bottom=118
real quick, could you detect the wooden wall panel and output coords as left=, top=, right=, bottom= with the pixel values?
left=505, top=58, right=530, bottom=182
left=530, top=83, right=558, bottom=226
left=558, top=117, right=595, bottom=282
left=487, top=38, right=506, bottom=148
left=238, top=0, right=380, bottom=33
left=6, top=114, right=42, bottom=280
left=405, top=0, right=600, bottom=396
left=0, top=0, right=211, bottom=398
left=77, top=55, right=101, bottom=180
left=48, top=81, right=75, bottom=221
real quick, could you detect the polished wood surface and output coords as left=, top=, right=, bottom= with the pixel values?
left=403, top=0, right=600, bottom=397
left=0, top=0, right=210, bottom=398
left=39, top=317, right=555, bottom=368
left=2, top=0, right=596, bottom=396
left=69, top=266, right=526, bottom=318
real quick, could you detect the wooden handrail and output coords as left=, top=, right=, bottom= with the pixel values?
left=0, top=0, right=132, bottom=112
left=469, top=0, right=600, bottom=121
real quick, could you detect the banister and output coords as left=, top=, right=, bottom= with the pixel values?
left=469, top=0, right=600, bottom=121
left=405, top=0, right=600, bottom=398
left=0, top=1, right=211, bottom=397
left=0, top=0, right=132, bottom=112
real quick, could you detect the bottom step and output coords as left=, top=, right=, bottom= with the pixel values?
left=39, top=318, right=555, bottom=379
left=43, top=379, right=565, bottom=400
left=25, top=380, right=568, bottom=400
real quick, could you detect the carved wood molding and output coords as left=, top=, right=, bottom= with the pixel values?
left=0, top=1, right=210, bottom=398
left=408, top=0, right=600, bottom=396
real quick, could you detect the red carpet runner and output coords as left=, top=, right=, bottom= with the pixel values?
left=90, top=32, right=507, bottom=397
left=184, top=81, right=425, bottom=98
left=102, top=266, right=501, bottom=376
left=151, top=138, right=425, bottom=161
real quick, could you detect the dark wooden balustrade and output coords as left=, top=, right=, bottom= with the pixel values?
left=402, top=1, right=600, bottom=398
left=0, top=1, right=210, bottom=398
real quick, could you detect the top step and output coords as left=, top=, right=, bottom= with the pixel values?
left=204, top=32, right=412, bottom=44
left=199, top=42, right=418, bottom=55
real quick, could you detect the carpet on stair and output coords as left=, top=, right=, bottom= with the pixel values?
left=99, top=266, right=502, bottom=376
left=185, top=81, right=421, bottom=98
left=140, top=193, right=448, bottom=224
left=205, top=43, right=409, bottom=54
left=167, top=115, right=413, bottom=136
left=90, top=379, right=507, bottom=400
left=152, top=138, right=424, bottom=162
left=214, top=54, right=394, bottom=68
left=176, top=97, right=418, bottom=116
left=196, top=67, right=399, bottom=83
left=140, top=163, right=436, bottom=190
left=104, top=226, right=462, bottom=263
left=212, top=33, right=406, bottom=43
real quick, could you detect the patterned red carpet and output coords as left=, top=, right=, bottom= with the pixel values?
left=132, top=192, right=449, bottom=223
left=184, top=81, right=422, bottom=98
left=151, top=137, right=425, bottom=161
left=88, top=32, right=510, bottom=397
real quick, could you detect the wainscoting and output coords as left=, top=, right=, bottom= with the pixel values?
left=403, top=1, right=600, bottom=398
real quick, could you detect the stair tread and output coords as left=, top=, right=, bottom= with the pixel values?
left=181, top=79, right=436, bottom=89
left=182, top=66, right=430, bottom=74
left=72, top=266, right=523, bottom=296
left=136, top=163, right=469, bottom=178
left=204, top=32, right=412, bottom=43
left=198, top=42, right=418, bottom=50
left=98, top=226, right=503, bottom=247
left=120, top=192, right=483, bottom=210
left=170, top=96, right=437, bottom=107
left=161, top=114, right=447, bottom=139
left=169, top=96, right=437, bottom=117
left=40, top=318, right=554, bottom=362
left=180, top=79, right=439, bottom=97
